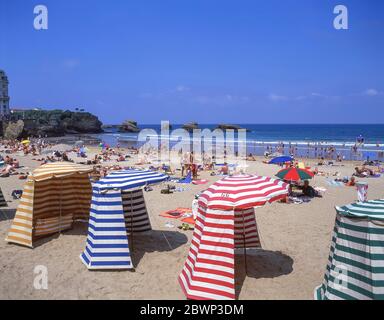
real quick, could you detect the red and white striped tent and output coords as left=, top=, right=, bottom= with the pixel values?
left=178, top=175, right=289, bottom=300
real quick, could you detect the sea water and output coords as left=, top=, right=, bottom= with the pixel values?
left=93, top=124, right=384, bottom=161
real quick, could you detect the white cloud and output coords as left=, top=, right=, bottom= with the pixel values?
left=175, top=85, right=190, bottom=92
left=268, top=94, right=288, bottom=102
left=363, top=88, right=380, bottom=96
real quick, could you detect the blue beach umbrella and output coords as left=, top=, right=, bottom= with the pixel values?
left=268, top=155, right=294, bottom=164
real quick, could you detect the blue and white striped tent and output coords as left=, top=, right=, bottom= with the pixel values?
left=80, top=169, right=169, bottom=270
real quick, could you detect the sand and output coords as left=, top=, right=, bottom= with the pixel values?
left=0, top=147, right=383, bottom=299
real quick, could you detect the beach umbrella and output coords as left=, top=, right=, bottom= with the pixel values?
left=179, top=175, right=289, bottom=300
left=275, top=167, right=314, bottom=181
left=198, top=174, right=289, bottom=210
left=95, top=168, right=169, bottom=190
left=75, top=140, right=84, bottom=146
left=268, top=155, right=293, bottom=164
left=315, top=199, right=384, bottom=300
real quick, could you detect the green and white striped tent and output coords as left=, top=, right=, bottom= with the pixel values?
left=315, top=199, right=384, bottom=300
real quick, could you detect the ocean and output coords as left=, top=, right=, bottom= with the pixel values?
left=92, top=124, right=384, bottom=161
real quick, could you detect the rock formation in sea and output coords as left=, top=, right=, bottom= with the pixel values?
left=216, top=124, right=250, bottom=132
left=118, top=120, right=140, bottom=132
left=182, top=122, right=199, bottom=132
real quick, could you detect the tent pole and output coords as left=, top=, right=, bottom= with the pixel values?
left=59, top=177, right=62, bottom=235
left=242, top=210, right=247, bottom=275
left=130, top=191, right=134, bottom=252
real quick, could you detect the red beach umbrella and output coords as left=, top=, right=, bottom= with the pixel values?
left=276, top=167, right=314, bottom=181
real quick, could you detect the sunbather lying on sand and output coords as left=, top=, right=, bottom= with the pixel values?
left=354, top=166, right=374, bottom=177
left=0, top=164, right=14, bottom=177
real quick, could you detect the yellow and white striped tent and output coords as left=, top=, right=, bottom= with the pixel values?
left=5, top=162, right=93, bottom=248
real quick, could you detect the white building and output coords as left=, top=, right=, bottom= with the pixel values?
left=0, top=70, right=10, bottom=116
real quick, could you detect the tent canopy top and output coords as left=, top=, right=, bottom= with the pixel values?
left=198, top=174, right=289, bottom=210
left=336, top=199, right=384, bottom=220
left=30, top=162, right=94, bottom=181
left=93, top=169, right=169, bottom=191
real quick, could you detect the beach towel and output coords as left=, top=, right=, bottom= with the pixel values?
left=178, top=171, right=192, bottom=184
left=160, top=207, right=192, bottom=219
left=181, top=217, right=195, bottom=225
left=326, top=179, right=344, bottom=187
left=192, top=179, right=208, bottom=185
left=174, top=187, right=189, bottom=192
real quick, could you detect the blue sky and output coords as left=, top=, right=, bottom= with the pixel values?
left=1, top=0, right=383, bottom=124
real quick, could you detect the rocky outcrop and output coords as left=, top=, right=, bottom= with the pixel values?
left=3, top=120, right=24, bottom=139
left=8, top=109, right=103, bottom=138
left=182, top=122, right=199, bottom=132
left=216, top=124, right=250, bottom=131
left=119, top=120, right=140, bottom=133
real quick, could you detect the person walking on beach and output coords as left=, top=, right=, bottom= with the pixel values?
left=181, top=152, right=190, bottom=177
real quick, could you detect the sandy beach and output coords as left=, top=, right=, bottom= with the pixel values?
left=0, top=141, right=382, bottom=300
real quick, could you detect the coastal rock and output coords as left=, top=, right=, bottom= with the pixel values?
left=3, top=120, right=24, bottom=139
left=182, top=122, right=199, bottom=132
left=119, top=120, right=140, bottom=133
left=216, top=124, right=250, bottom=132
left=6, top=109, right=103, bottom=138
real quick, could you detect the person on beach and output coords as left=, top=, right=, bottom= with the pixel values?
left=11, top=158, right=20, bottom=168
left=0, top=164, right=14, bottom=177
left=346, top=176, right=356, bottom=186
left=181, top=152, right=190, bottom=177
left=300, top=180, right=321, bottom=198
left=354, top=166, right=371, bottom=177
left=220, top=162, right=229, bottom=175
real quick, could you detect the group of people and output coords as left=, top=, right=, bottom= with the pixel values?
left=0, top=155, right=20, bottom=177
left=353, top=166, right=379, bottom=177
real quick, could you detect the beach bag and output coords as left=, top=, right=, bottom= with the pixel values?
left=11, top=190, right=23, bottom=199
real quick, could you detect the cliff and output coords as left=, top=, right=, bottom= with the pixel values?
left=4, top=109, right=103, bottom=138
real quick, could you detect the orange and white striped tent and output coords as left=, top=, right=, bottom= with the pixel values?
left=5, top=162, right=93, bottom=248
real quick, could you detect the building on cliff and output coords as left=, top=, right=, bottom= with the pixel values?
left=0, top=70, right=10, bottom=117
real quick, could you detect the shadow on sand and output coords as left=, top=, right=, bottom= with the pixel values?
left=33, top=222, right=188, bottom=270
left=234, top=249, right=293, bottom=299
left=0, top=208, right=16, bottom=222
left=128, top=230, right=188, bottom=268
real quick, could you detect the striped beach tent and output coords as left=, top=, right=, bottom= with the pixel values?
left=315, top=199, right=384, bottom=300
left=5, top=162, right=93, bottom=248
left=179, top=175, right=289, bottom=300
left=0, top=187, right=7, bottom=207
left=80, top=169, right=168, bottom=270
